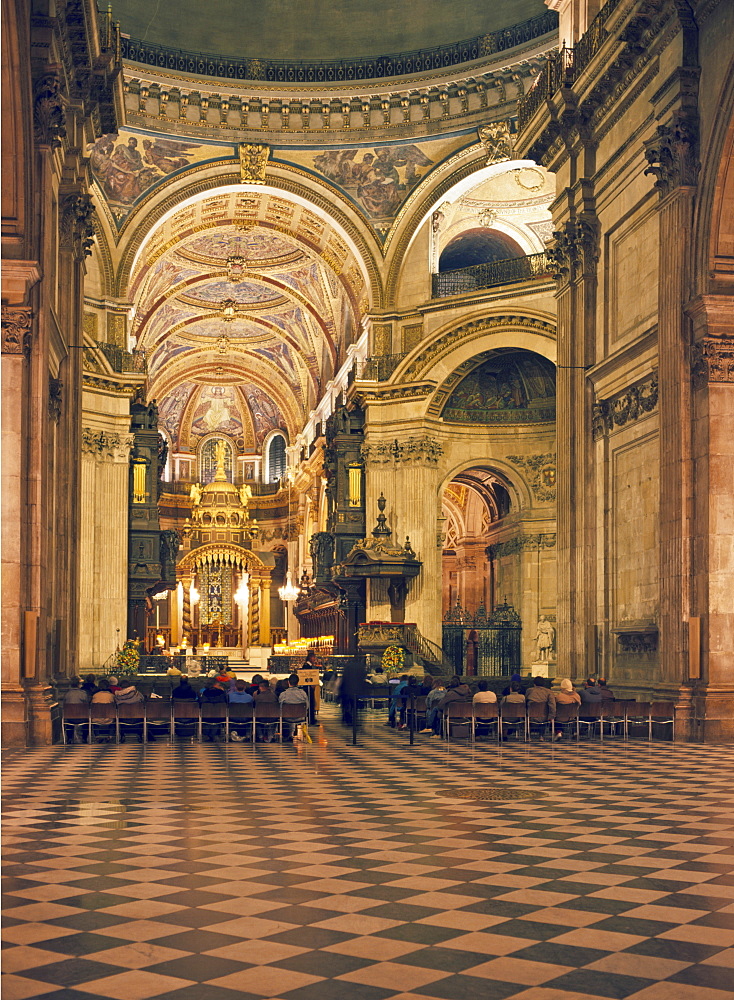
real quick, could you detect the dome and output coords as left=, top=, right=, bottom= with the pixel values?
left=114, top=0, right=548, bottom=67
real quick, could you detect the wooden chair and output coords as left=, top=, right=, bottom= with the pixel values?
left=553, top=702, right=579, bottom=740
left=62, top=702, right=90, bottom=744
left=281, top=702, right=309, bottom=742
left=201, top=702, right=226, bottom=741
left=227, top=703, right=254, bottom=743
left=254, top=702, right=280, bottom=742
left=117, top=702, right=145, bottom=742
left=500, top=702, right=527, bottom=741
left=173, top=700, right=200, bottom=741
left=146, top=700, right=172, bottom=742
left=443, top=702, right=473, bottom=741
left=90, top=703, right=116, bottom=743
left=472, top=702, right=499, bottom=742
left=527, top=702, right=552, bottom=741
left=650, top=701, right=676, bottom=742
left=599, top=700, right=624, bottom=739
left=405, top=695, right=427, bottom=732
left=625, top=702, right=652, bottom=740
left=578, top=702, right=603, bottom=740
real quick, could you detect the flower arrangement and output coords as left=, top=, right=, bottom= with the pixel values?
left=116, top=640, right=140, bottom=676
left=381, top=645, right=405, bottom=677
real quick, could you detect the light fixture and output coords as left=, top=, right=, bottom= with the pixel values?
left=234, top=574, right=250, bottom=608
left=278, top=571, right=299, bottom=603
left=190, top=583, right=200, bottom=605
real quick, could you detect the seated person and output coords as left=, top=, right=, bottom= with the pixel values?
left=199, top=679, right=227, bottom=741
left=228, top=679, right=254, bottom=741
left=63, top=677, right=89, bottom=743
left=501, top=672, right=526, bottom=698
left=473, top=679, right=497, bottom=704
left=172, top=676, right=197, bottom=700
left=501, top=680, right=526, bottom=739
left=526, top=676, right=556, bottom=712
left=556, top=678, right=581, bottom=705
left=398, top=675, right=422, bottom=730
left=598, top=677, right=614, bottom=700
left=254, top=679, right=278, bottom=742
left=279, top=673, right=309, bottom=741
left=579, top=678, right=604, bottom=707
left=387, top=675, right=409, bottom=728
left=420, top=679, right=446, bottom=735
left=115, top=679, right=144, bottom=742
left=81, top=673, right=99, bottom=697
left=434, top=677, right=472, bottom=737
left=166, top=663, right=182, bottom=676
left=91, top=678, right=116, bottom=743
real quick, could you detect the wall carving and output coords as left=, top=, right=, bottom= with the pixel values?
left=49, top=378, right=63, bottom=422
left=592, top=373, right=659, bottom=439
left=60, top=193, right=95, bottom=259
left=81, top=428, right=135, bottom=462
left=404, top=314, right=556, bottom=382
left=33, top=73, right=66, bottom=148
left=362, top=436, right=443, bottom=465
left=644, top=112, right=700, bottom=196
left=239, top=142, right=269, bottom=183
left=478, top=120, right=514, bottom=164
left=1, top=306, right=33, bottom=356
left=691, top=337, right=734, bottom=386
left=506, top=453, right=556, bottom=502
left=486, top=533, right=556, bottom=559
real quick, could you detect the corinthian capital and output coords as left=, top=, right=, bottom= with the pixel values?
left=82, top=428, right=135, bottom=462
left=1, top=306, right=33, bottom=355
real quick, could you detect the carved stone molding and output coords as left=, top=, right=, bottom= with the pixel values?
left=361, top=436, right=443, bottom=466
left=612, top=623, right=658, bottom=654
left=33, top=72, right=66, bottom=148
left=478, top=120, right=514, bottom=164
left=644, top=112, right=700, bottom=196
left=60, top=193, right=95, bottom=259
left=1, top=306, right=33, bottom=356
left=81, top=428, right=135, bottom=462
left=592, top=373, right=658, bottom=439
left=506, top=453, right=557, bottom=502
left=49, top=378, right=63, bottom=422
left=486, top=533, right=556, bottom=560
left=403, top=314, right=556, bottom=382
left=547, top=219, right=599, bottom=281
left=691, top=337, right=734, bottom=387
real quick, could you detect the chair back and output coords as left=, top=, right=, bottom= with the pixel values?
left=446, top=702, right=473, bottom=720
left=146, top=702, right=172, bottom=722
left=173, top=701, right=199, bottom=720
left=473, top=702, right=499, bottom=720
left=501, top=702, right=526, bottom=721
left=527, top=702, right=550, bottom=722
left=554, top=703, right=578, bottom=723
left=118, top=702, right=144, bottom=721
left=63, top=702, right=89, bottom=721
left=90, top=703, right=116, bottom=723
left=201, top=702, right=226, bottom=719
left=254, top=702, right=280, bottom=722
left=229, top=703, right=254, bottom=721
left=281, top=703, right=308, bottom=723
left=625, top=702, right=651, bottom=718
left=650, top=701, right=674, bottom=717
left=579, top=702, right=602, bottom=719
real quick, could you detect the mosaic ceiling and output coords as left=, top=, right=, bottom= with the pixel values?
left=131, top=189, right=364, bottom=453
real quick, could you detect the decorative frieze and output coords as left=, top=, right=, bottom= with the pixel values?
left=644, top=112, right=700, bottom=196
left=592, top=373, right=658, bottom=439
left=611, top=623, right=658, bottom=653
left=486, top=533, right=556, bottom=560
left=33, top=73, right=66, bottom=148
left=506, top=453, right=556, bottom=502
left=691, top=337, right=734, bottom=386
left=59, top=193, right=95, bottom=259
left=1, top=306, right=33, bottom=356
left=81, top=428, right=135, bottom=462
left=361, top=436, right=443, bottom=466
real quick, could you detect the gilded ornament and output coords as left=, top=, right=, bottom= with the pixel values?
left=239, top=143, right=270, bottom=183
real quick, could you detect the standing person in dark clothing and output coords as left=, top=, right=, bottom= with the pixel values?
left=340, top=657, right=367, bottom=727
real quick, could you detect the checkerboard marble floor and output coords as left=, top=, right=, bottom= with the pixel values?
left=3, top=706, right=734, bottom=1000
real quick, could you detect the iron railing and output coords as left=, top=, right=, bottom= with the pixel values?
left=442, top=600, right=522, bottom=677
left=432, top=252, right=551, bottom=298
left=95, top=341, right=147, bottom=374
left=517, top=0, right=623, bottom=131
left=121, top=11, right=558, bottom=83
left=354, top=354, right=407, bottom=382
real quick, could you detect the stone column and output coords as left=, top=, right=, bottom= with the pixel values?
left=259, top=581, right=271, bottom=645
left=78, top=429, right=134, bottom=674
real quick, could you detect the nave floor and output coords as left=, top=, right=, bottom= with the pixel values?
left=3, top=707, right=734, bottom=1000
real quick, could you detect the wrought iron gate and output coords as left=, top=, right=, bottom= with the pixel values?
left=442, top=599, right=522, bottom=676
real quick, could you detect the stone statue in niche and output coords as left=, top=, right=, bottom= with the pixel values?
left=534, top=615, right=555, bottom=662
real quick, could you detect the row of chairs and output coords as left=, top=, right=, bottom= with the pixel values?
left=406, top=699, right=677, bottom=742
left=62, top=700, right=309, bottom=744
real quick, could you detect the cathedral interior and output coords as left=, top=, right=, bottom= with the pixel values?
left=2, top=1, right=734, bottom=997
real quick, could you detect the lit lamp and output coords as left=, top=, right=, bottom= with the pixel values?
left=278, top=572, right=299, bottom=603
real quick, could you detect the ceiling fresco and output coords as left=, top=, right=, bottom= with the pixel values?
left=131, top=190, right=362, bottom=457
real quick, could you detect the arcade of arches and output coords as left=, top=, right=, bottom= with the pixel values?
left=2, top=0, right=733, bottom=745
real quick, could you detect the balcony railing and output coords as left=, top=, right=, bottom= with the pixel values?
left=432, top=252, right=551, bottom=298
left=95, top=341, right=147, bottom=374
left=159, top=480, right=282, bottom=496
left=517, top=0, right=623, bottom=132
left=354, top=353, right=407, bottom=382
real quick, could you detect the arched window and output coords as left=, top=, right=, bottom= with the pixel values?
left=439, top=228, right=525, bottom=271
left=199, top=437, right=233, bottom=484
left=267, top=433, right=287, bottom=484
